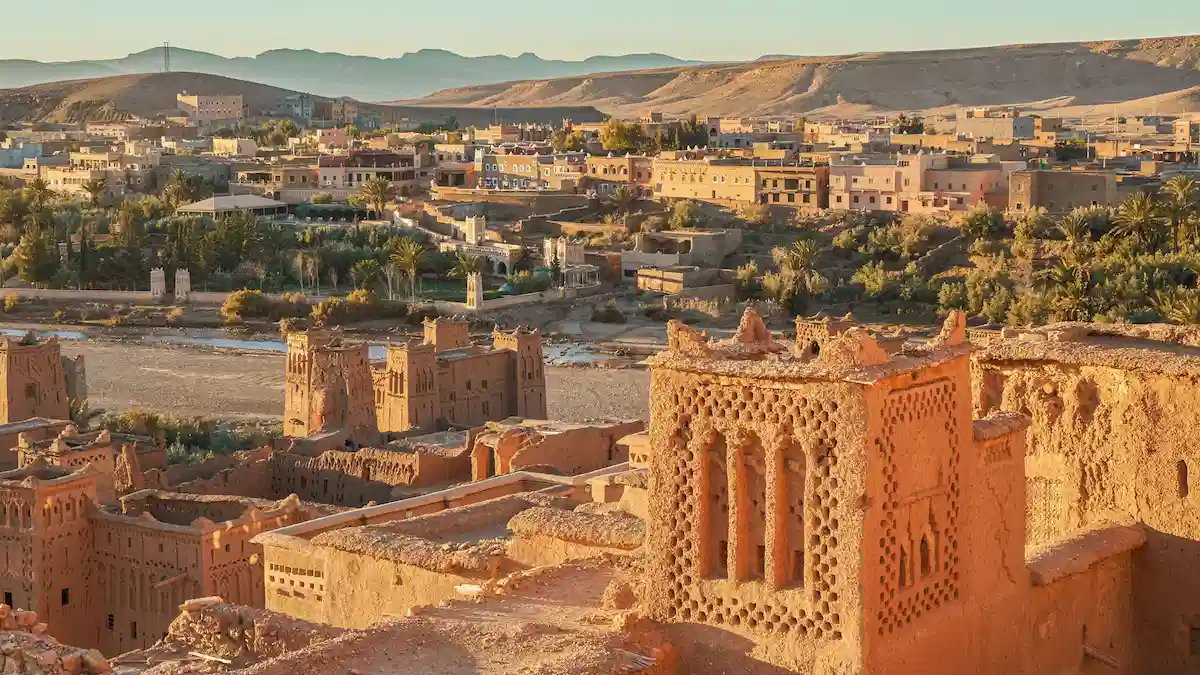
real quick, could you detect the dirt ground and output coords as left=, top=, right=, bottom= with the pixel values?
left=63, top=341, right=651, bottom=423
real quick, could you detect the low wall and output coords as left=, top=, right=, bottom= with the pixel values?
left=430, top=188, right=589, bottom=213
left=432, top=286, right=598, bottom=315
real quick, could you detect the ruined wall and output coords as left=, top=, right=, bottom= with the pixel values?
left=973, top=351, right=1200, bottom=673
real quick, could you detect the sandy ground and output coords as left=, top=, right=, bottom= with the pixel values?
left=62, top=341, right=651, bottom=423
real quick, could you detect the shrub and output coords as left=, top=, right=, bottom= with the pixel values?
left=166, top=307, right=186, bottom=324
left=220, top=290, right=311, bottom=323
left=2, top=294, right=19, bottom=313
left=851, top=261, right=892, bottom=298
left=591, top=301, right=626, bottom=323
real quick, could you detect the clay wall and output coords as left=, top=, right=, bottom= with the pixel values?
left=436, top=351, right=513, bottom=428
left=517, top=420, right=645, bottom=475
left=0, top=487, right=36, bottom=614
left=89, top=514, right=204, bottom=655
left=264, top=543, right=478, bottom=628
left=202, top=507, right=308, bottom=610
left=860, top=357, right=1036, bottom=675
left=973, top=353, right=1200, bottom=673
left=0, top=340, right=69, bottom=424
left=644, top=364, right=867, bottom=673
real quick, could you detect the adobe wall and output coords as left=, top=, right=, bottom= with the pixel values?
left=89, top=514, right=205, bottom=655
left=972, top=349, right=1200, bottom=673
left=509, top=421, right=647, bottom=477
left=644, top=364, right=868, bottom=674
left=263, top=542, right=481, bottom=628
left=0, top=339, right=70, bottom=424
left=861, top=356, right=1033, bottom=675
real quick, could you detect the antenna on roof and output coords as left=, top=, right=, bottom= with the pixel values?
left=163, top=42, right=171, bottom=73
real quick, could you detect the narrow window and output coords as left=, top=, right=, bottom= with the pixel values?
left=899, top=546, right=909, bottom=589
left=919, top=536, right=932, bottom=578
left=131, top=622, right=137, bottom=639
left=3, top=592, right=11, bottom=607
left=61, top=588, right=70, bottom=606
left=755, top=545, right=767, bottom=578
left=106, top=614, right=114, bottom=630
left=1180, top=460, right=1190, bottom=499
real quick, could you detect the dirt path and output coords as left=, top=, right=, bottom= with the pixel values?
left=62, top=341, right=651, bottom=423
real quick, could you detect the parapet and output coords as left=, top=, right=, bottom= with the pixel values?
left=1026, top=524, right=1145, bottom=586
left=652, top=309, right=972, bottom=384
left=976, top=321, right=1200, bottom=378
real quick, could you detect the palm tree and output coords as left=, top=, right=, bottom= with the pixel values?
left=1161, top=176, right=1199, bottom=252
left=390, top=237, right=426, bottom=300
left=1038, top=259, right=1091, bottom=322
left=1112, top=191, right=1164, bottom=250
left=607, top=185, right=637, bottom=214
left=24, top=177, right=54, bottom=209
left=776, top=239, right=819, bottom=272
left=81, top=177, right=107, bottom=209
left=1057, top=209, right=1092, bottom=250
left=1155, top=285, right=1200, bottom=324
left=448, top=252, right=486, bottom=279
left=359, top=176, right=398, bottom=220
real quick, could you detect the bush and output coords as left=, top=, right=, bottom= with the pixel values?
left=220, top=290, right=311, bottom=323
left=591, top=301, right=626, bottom=323
left=2, top=294, right=19, bottom=313
left=310, top=290, right=404, bottom=327
left=166, top=307, right=186, bottom=324
left=851, top=261, right=892, bottom=299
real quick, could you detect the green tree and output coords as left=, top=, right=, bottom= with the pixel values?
left=449, top=252, right=486, bottom=279
left=668, top=200, right=699, bottom=230
left=551, top=129, right=586, bottom=153
left=1112, top=191, right=1164, bottom=251
left=359, top=177, right=398, bottom=220
left=11, top=227, right=59, bottom=287
left=1057, top=209, right=1092, bottom=251
left=1160, top=176, right=1199, bottom=253
left=390, top=237, right=426, bottom=300
left=890, top=113, right=925, bottom=134
left=959, top=203, right=1004, bottom=241
left=599, top=119, right=649, bottom=152
left=350, top=258, right=382, bottom=290
left=1155, top=285, right=1200, bottom=324
left=607, top=185, right=637, bottom=214
left=80, top=178, right=107, bottom=209
left=24, top=178, right=54, bottom=209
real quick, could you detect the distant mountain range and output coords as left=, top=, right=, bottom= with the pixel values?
left=0, top=47, right=702, bottom=101
left=407, top=35, right=1200, bottom=120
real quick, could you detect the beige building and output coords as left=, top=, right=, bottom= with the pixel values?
left=829, top=154, right=1013, bottom=214
left=176, top=92, right=244, bottom=124
left=211, top=138, right=259, bottom=157
left=1008, top=169, right=1121, bottom=214
left=587, top=155, right=654, bottom=196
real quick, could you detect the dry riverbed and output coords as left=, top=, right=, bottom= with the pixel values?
left=62, top=341, right=651, bottom=423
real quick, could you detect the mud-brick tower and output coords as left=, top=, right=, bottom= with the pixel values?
left=492, top=327, right=546, bottom=419
left=377, top=341, right=439, bottom=433
left=643, top=310, right=1029, bottom=674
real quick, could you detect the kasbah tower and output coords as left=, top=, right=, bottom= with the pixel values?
left=643, top=310, right=1050, bottom=674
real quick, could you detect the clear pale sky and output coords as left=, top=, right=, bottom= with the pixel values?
left=4, top=0, right=1199, bottom=62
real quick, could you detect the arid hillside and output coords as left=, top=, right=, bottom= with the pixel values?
left=0, top=71, right=606, bottom=126
left=404, top=35, right=1200, bottom=119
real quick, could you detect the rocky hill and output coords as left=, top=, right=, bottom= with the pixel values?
left=0, top=72, right=605, bottom=126
left=404, top=35, right=1200, bottom=119
left=0, top=47, right=699, bottom=101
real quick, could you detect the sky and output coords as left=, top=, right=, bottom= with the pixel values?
left=3, top=0, right=1200, bottom=63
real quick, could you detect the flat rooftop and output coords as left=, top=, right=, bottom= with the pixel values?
left=976, top=323, right=1200, bottom=377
